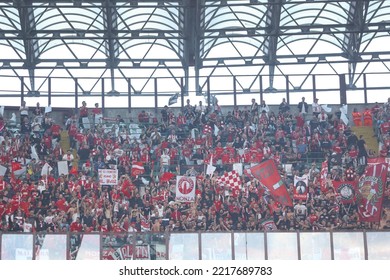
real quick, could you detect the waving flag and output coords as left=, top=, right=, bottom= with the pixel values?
left=333, top=180, right=357, bottom=204
left=261, top=219, right=277, bottom=231
left=250, top=160, right=292, bottom=207
left=160, top=172, right=175, bottom=183
left=131, top=162, right=145, bottom=177
left=140, top=214, right=150, bottom=232
left=168, top=93, right=179, bottom=106
left=356, top=163, right=387, bottom=222
left=216, top=170, right=242, bottom=190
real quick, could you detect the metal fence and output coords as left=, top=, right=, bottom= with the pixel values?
left=1, top=230, right=389, bottom=260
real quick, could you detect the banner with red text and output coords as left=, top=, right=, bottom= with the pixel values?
left=293, top=175, right=308, bottom=200
left=98, top=169, right=118, bottom=185
left=175, top=176, right=196, bottom=202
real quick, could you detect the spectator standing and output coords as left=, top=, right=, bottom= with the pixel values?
left=79, top=101, right=89, bottom=129
left=91, top=103, right=103, bottom=126
left=312, top=98, right=321, bottom=117
left=352, top=108, right=362, bottom=126
left=19, top=100, right=29, bottom=125
left=279, top=98, right=290, bottom=113
left=297, top=97, right=309, bottom=119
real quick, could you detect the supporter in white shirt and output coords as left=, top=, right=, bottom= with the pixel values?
left=312, top=98, right=321, bottom=117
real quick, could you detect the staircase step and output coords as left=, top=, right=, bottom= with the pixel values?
left=351, top=126, right=379, bottom=155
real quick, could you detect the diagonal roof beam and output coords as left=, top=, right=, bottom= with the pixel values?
left=103, top=0, right=119, bottom=92
left=17, top=0, right=40, bottom=91
left=263, top=0, right=282, bottom=92
left=343, top=0, right=368, bottom=87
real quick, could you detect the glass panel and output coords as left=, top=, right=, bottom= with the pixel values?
left=70, top=234, right=100, bottom=260
left=1, top=234, right=33, bottom=260
left=367, top=90, right=389, bottom=103
left=333, top=232, right=365, bottom=260
left=366, top=232, right=390, bottom=260
left=346, top=90, right=365, bottom=104
left=316, top=90, right=340, bottom=105
left=300, top=232, right=331, bottom=260
left=102, top=234, right=134, bottom=260
left=267, top=232, right=298, bottom=260
left=35, top=234, right=67, bottom=260
left=234, top=233, right=265, bottom=260
left=201, top=233, right=232, bottom=260
left=169, top=233, right=199, bottom=260
left=134, top=234, right=167, bottom=260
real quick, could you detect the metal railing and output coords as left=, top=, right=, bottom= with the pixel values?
left=1, top=230, right=389, bottom=260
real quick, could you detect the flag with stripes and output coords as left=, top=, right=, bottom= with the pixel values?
left=131, top=162, right=145, bottom=177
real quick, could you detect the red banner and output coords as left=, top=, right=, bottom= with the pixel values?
left=250, top=160, right=293, bottom=207
left=332, top=180, right=357, bottom=204
left=357, top=163, right=388, bottom=222
left=131, top=162, right=145, bottom=177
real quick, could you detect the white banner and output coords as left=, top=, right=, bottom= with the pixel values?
left=175, top=176, right=196, bottom=202
left=233, top=163, right=243, bottom=176
left=0, top=165, right=6, bottom=176
left=31, top=145, right=40, bottom=161
left=293, top=175, right=309, bottom=200
left=41, top=163, right=53, bottom=176
left=44, top=106, right=52, bottom=114
left=58, top=161, right=69, bottom=176
left=94, top=113, right=103, bottom=124
left=98, top=169, right=118, bottom=185
left=82, top=117, right=90, bottom=129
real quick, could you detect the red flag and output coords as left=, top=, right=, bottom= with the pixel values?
left=332, top=180, right=357, bottom=204
left=356, top=163, right=387, bottom=222
left=160, top=172, right=175, bottom=183
left=216, top=170, right=242, bottom=190
left=70, top=166, right=78, bottom=175
left=131, top=162, right=145, bottom=177
left=11, top=162, right=22, bottom=172
left=250, top=160, right=293, bottom=207
left=261, top=219, right=277, bottom=231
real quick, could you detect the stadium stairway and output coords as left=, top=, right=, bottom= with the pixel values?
left=351, top=125, right=379, bottom=155
left=59, top=130, right=79, bottom=171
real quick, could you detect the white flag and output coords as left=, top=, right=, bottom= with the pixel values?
left=214, top=124, right=220, bottom=137
left=0, top=165, right=7, bottom=176
left=321, top=104, right=332, bottom=113
left=206, top=155, right=216, bottom=176
left=58, top=161, right=69, bottom=176
left=340, top=104, right=349, bottom=125
left=31, top=145, right=40, bottom=161
left=41, top=163, right=53, bottom=176
left=233, top=163, right=243, bottom=176
left=44, top=106, right=52, bottom=114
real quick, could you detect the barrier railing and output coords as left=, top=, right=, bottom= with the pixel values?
left=1, top=230, right=389, bottom=260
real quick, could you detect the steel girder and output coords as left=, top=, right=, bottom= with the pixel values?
left=0, top=0, right=390, bottom=99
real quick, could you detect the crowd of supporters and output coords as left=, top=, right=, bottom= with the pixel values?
left=0, top=97, right=390, bottom=233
